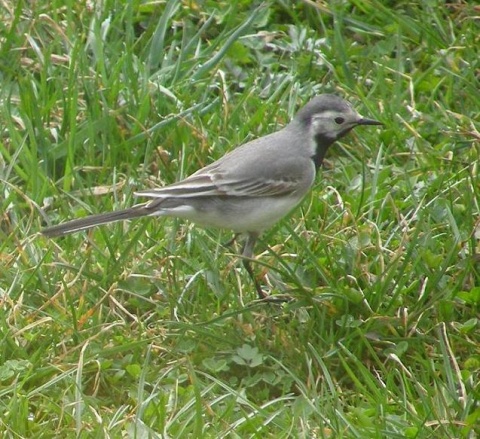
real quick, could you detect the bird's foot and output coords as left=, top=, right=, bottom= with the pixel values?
left=254, top=292, right=294, bottom=304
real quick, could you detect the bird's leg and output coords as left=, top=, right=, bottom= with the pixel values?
left=242, top=233, right=294, bottom=303
left=241, top=232, right=268, bottom=300
left=223, top=233, right=239, bottom=249
left=243, top=261, right=269, bottom=300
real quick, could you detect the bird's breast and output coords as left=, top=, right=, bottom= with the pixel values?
left=153, top=194, right=308, bottom=233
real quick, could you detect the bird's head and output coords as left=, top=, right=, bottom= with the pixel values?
left=296, top=94, right=382, bottom=143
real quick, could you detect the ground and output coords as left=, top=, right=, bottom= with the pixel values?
left=0, top=1, right=479, bottom=437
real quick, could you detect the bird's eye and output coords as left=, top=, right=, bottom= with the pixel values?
left=334, top=117, right=345, bottom=124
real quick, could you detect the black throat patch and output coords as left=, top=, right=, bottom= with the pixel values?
left=312, top=132, right=337, bottom=168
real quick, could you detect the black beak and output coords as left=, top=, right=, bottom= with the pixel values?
left=358, top=117, right=383, bottom=126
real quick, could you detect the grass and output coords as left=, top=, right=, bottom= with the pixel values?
left=1, top=0, right=479, bottom=437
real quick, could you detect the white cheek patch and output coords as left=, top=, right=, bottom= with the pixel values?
left=311, top=117, right=336, bottom=138
left=311, top=109, right=358, bottom=139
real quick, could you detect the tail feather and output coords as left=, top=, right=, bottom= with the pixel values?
left=41, top=205, right=151, bottom=238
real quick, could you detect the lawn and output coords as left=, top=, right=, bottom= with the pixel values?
left=0, top=0, right=479, bottom=437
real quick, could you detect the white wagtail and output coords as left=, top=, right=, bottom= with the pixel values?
left=42, top=94, right=382, bottom=300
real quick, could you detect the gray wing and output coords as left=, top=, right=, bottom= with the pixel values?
left=135, top=169, right=302, bottom=199
left=135, top=129, right=315, bottom=200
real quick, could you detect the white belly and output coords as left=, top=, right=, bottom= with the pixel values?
left=150, top=195, right=305, bottom=233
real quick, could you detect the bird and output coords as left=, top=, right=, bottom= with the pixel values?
left=42, top=94, right=382, bottom=300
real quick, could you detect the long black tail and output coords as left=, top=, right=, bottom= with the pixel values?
left=41, top=205, right=152, bottom=238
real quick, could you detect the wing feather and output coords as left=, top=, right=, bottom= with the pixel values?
left=135, top=170, right=300, bottom=200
